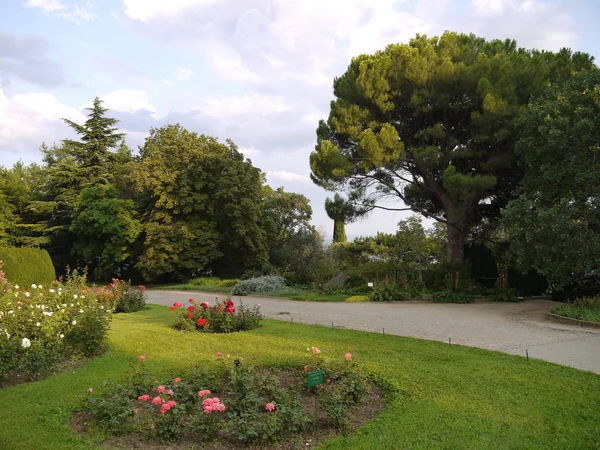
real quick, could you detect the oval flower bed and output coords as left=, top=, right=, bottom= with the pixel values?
left=172, top=297, right=263, bottom=333
left=77, top=350, right=386, bottom=448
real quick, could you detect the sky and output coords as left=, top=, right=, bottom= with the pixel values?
left=0, top=0, right=599, bottom=240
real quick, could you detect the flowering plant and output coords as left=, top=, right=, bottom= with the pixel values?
left=84, top=349, right=369, bottom=445
left=172, top=297, right=263, bottom=333
left=0, top=267, right=112, bottom=382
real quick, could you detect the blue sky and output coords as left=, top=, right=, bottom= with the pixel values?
left=0, top=0, right=598, bottom=239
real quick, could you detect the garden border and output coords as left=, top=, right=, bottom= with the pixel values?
left=545, top=313, right=600, bottom=330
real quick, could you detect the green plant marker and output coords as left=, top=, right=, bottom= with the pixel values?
left=526, top=349, right=529, bottom=361
left=307, top=370, right=324, bottom=388
left=383, top=327, right=385, bottom=335
left=449, top=337, right=451, bottom=347
left=332, top=321, right=334, bottom=330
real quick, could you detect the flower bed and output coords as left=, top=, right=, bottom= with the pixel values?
left=80, top=349, right=381, bottom=446
left=0, top=269, right=112, bottom=382
left=172, top=297, right=263, bottom=333
left=95, top=278, right=146, bottom=313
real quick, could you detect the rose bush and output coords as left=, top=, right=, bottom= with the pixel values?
left=84, top=349, right=367, bottom=444
left=0, top=267, right=112, bottom=381
left=172, top=297, right=263, bottom=333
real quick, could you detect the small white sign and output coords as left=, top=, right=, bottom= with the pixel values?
left=368, top=282, right=374, bottom=287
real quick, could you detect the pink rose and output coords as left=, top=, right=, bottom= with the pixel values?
left=265, top=402, right=276, bottom=412
left=139, top=355, right=146, bottom=361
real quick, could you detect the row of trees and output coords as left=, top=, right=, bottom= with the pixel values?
left=311, top=31, right=600, bottom=290
left=0, top=99, right=321, bottom=282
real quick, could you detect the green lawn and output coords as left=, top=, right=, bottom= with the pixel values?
left=1, top=305, right=599, bottom=449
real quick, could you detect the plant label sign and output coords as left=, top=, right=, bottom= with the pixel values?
left=307, top=370, right=324, bottom=388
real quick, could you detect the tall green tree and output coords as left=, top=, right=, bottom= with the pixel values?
left=503, top=70, right=600, bottom=289
left=131, top=125, right=267, bottom=281
left=70, top=184, right=141, bottom=280
left=262, top=186, right=322, bottom=276
left=62, top=96, right=124, bottom=186
left=324, top=193, right=355, bottom=243
left=310, top=31, right=595, bottom=264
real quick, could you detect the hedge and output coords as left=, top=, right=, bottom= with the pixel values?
left=0, top=246, right=56, bottom=287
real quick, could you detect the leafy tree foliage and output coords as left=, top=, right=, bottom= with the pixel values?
left=324, top=193, right=355, bottom=243
left=262, top=186, right=323, bottom=277
left=503, top=70, right=600, bottom=289
left=310, top=31, right=595, bottom=263
left=131, top=125, right=268, bottom=281
left=70, top=184, right=141, bottom=279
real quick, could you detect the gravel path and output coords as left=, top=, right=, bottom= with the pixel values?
left=146, top=290, right=600, bottom=374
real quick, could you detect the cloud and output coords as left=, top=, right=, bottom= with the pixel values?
left=58, top=2, right=94, bottom=23
left=176, top=67, right=194, bottom=81
left=98, top=89, right=156, bottom=114
left=0, top=89, right=85, bottom=164
left=25, top=0, right=95, bottom=22
left=266, top=170, right=311, bottom=183
left=24, top=0, right=66, bottom=12
left=0, top=32, right=66, bottom=87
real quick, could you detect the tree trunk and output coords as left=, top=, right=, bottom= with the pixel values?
left=446, top=221, right=467, bottom=264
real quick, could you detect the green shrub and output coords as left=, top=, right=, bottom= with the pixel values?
left=172, top=298, right=263, bottom=333
left=489, top=288, right=520, bottom=302
left=231, top=276, right=286, bottom=296
left=552, top=297, right=600, bottom=323
left=0, top=246, right=55, bottom=288
left=431, top=290, right=476, bottom=304
left=0, top=269, right=112, bottom=381
left=368, top=284, right=409, bottom=302
left=84, top=351, right=366, bottom=445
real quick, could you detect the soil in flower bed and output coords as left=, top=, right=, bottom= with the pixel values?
left=71, top=383, right=386, bottom=450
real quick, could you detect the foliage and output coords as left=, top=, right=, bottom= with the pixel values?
left=488, top=288, right=520, bottom=303
left=84, top=350, right=366, bottom=445
left=310, top=31, right=595, bottom=263
left=0, top=268, right=111, bottom=381
left=368, top=284, right=409, bottom=302
left=325, top=193, right=356, bottom=243
left=431, top=290, right=476, bottom=304
left=503, top=70, right=600, bottom=290
left=131, top=125, right=268, bottom=281
left=552, top=297, right=600, bottom=323
left=231, top=275, right=286, bottom=296
left=189, top=277, right=239, bottom=288
left=70, top=184, right=141, bottom=279
left=62, top=97, right=125, bottom=186
left=105, top=279, right=147, bottom=313
left=0, top=246, right=55, bottom=287
left=262, top=186, right=323, bottom=280
left=344, top=295, right=370, bottom=302
left=172, top=298, right=263, bottom=333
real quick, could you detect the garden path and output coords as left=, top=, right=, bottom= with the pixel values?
left=146, top=291, right=600, bottom=375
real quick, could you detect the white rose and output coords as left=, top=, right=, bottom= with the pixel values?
left=39, top=285, right=43, bottom=289
left=31, top=284, right=37, bottom=289
left=72, top=320, right=77, bottom=325
left=49, top=289, right=55, bottom=293
left=73, top=295, right=78, bottom=299
left=21, top=338, right=31, bottom=348
left=15, top=284, right=19, bottom=289
left=36, top=322, right=41, bottom=327
left=60, top=334, right=64, bottom=338
left=24, top=292, right=30, bottom=297
left=79, top=309, right=84, bottom=313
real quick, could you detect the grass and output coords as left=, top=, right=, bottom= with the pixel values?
left=552, top=302, right=600, bottom=323
left=3, top=305, right=599, bottom=449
